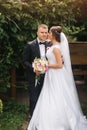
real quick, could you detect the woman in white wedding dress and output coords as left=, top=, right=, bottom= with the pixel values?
left=27, top=26, right=87, bottom=130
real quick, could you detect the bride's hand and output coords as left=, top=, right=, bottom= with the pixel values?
left=47, top=64, right=51, bottom=68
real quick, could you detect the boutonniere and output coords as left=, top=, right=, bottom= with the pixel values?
left=46, top=47, right=50, bottom=51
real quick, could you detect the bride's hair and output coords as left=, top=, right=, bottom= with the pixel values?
left=50, top=26, right=62, bottom=42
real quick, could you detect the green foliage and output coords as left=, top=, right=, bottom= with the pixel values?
left=0, top=99, right=3, bottom=113
left=81, top=103, right=87, bottom=117
left=0, top=99, right=29, bottom=130
left=3, top=99, right=29, bottom=113
left=0, top=0, right=86, bottom=91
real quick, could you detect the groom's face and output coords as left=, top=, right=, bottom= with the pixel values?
left=37, top=27, right=48, bottom=42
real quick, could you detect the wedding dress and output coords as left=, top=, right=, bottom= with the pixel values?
left=27, top=34, right=87, bottom=130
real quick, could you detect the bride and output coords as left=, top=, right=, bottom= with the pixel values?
left=27, top=26, right=87, bottom=130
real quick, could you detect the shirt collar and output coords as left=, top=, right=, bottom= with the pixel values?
left=37, top=37, right=45, bottom=44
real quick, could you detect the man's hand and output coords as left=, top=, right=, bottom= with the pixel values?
left=34, top=70, right=41, bottom=75
left=61, top=55, right=64, bottom=64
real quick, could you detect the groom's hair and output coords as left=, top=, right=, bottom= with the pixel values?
left=37, top=24, right=48, bottom=30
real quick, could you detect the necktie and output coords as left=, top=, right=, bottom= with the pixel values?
left=39, top=42, right=45, bottom=45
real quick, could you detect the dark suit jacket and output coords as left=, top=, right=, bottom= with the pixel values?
left=23, top=39, right=52, bottom=85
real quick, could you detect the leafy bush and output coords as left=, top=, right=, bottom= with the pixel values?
left=0, top=100, right=29, bottom=130
left=0, top=0, right=86, bottom=95
left=0, top=99, right=3, bottom=113
left=82, top=103, right=87, bottom=117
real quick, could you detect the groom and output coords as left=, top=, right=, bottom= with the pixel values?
left=23, top=24, right=52, bottom=117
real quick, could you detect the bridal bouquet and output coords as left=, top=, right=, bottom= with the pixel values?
left=32, top=57, right=48, bottom=74
left=32, top=58, right=48, bottom=86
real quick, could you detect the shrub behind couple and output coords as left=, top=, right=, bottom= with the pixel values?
left=23, top=24, right=87, bottom=130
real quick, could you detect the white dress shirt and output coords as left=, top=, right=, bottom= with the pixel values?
left=37, top=38, right=45, bottom=59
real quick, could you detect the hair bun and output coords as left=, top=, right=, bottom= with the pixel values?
left=56, top=26, right=62, bottom=33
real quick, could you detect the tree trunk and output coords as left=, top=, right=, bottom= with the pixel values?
left=10, top=67, right=16, bottom=99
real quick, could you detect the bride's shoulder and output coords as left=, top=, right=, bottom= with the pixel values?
left=52, top=45, right=60, bottom=50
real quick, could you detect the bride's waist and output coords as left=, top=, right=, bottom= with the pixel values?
left=48, top=67, right=64, bottom=71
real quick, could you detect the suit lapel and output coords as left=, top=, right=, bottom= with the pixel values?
left=34, top=40, right=41, bottom=58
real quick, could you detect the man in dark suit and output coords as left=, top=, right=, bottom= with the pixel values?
left=23, top=24, right=51, bottom=117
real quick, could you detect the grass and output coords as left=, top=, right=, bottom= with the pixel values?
left=0, top=99, right=29, bottom=130
left=82, top=103, right=87, bottom=117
